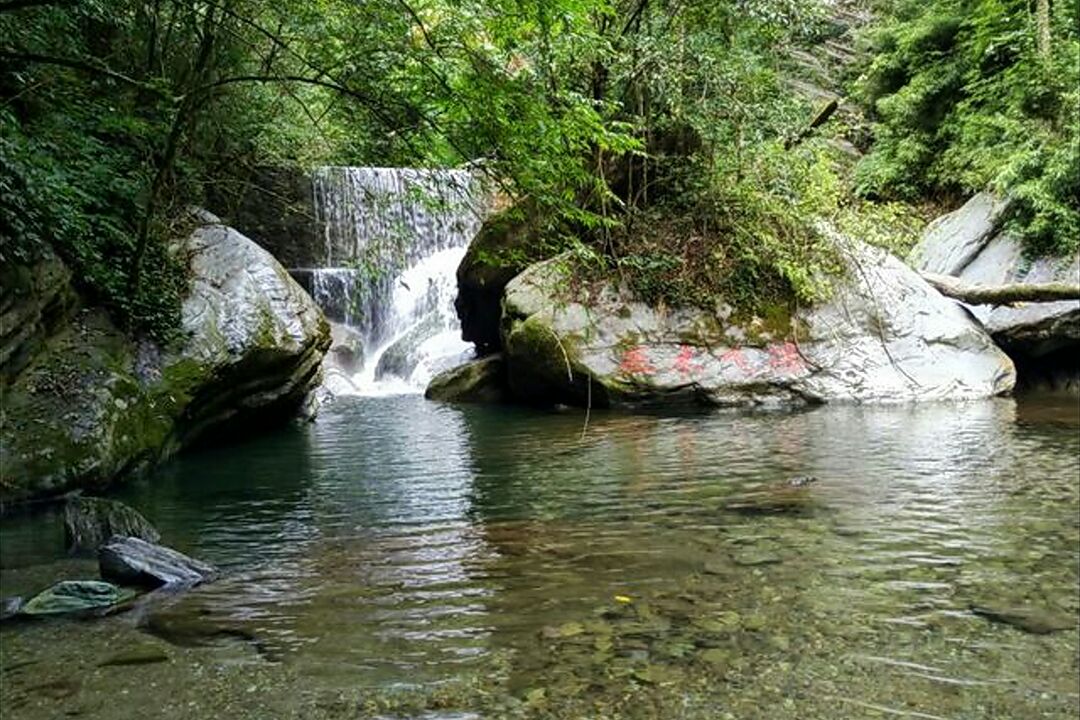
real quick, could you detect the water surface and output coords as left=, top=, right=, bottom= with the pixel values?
left=2, top=396, right=1078, bottom=719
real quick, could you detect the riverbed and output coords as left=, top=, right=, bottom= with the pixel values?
left=2, top=395, right=1078, bottom=719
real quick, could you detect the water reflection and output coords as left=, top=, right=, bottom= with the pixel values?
left=1, top=396, right=1077, bottom=720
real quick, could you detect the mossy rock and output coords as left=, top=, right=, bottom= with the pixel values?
left=498, top=238, right=1014, bottom=409
left=425, top=354, right=508, bottom=404
left=20, top=580, right=136, bottom=616
left=456, top=201, right=554, bottom=355
left=0, top=213, right=331, bottom=504
left=63, top=496, right=160, bottom=552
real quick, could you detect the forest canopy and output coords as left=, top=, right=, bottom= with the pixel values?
left=1, top=0, right=1077, bottom=337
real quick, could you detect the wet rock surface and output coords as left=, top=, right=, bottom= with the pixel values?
left=98, top=537, right=217, bottom=589
left=20, top=580, right=135, bottom=617
left=425, top=354, right=507, bottom=404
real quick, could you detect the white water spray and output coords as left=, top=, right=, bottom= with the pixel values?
left=308, top=167, right=488, bottom=395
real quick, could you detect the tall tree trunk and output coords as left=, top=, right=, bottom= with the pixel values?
left=1035, top=0, right=1052, bottom=58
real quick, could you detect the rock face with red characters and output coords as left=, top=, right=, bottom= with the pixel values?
left=499, top=239, right=1015, bottom=408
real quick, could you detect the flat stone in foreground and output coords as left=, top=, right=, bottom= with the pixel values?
left=99, top=536, right=217, bottom=589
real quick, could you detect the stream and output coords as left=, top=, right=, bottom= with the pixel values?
left=1, top=394, right=1077, bottom=719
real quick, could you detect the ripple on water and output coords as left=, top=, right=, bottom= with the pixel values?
left=1, top=395, right=1078, bottom=719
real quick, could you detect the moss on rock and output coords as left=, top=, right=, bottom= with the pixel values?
left=425, top=354, right=508, bottom=404
left=0, top=216, right=331, bottom=505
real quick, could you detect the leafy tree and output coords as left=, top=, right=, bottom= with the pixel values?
left=853, top=0, right=1080, bottom=255
left=1, top=0, right=866, bottom=335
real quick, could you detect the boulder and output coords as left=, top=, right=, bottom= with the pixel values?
left=20, top=580, right=136, bottom=616
left=908, top=193, right=1013, bottom=275
left=455, top=204, right=547, bottom=355
left=501, top=239, right=1014, bottom=408
left=0, top=211, right=331, bottom=502
left=99, top=536, right=217, bottom=589
left=63, top=496, right=160, bottom=552
left=374, top=312, right=443, bottom=381
left=908, top=193, right=1079, bottom=387
left=923, top=231, right=1080, bottom=357
left=425, top=354, right=507, bottom=404
left=328, top=321, right=365, bottom=375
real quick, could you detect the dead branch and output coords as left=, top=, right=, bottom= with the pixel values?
left=921, top=272, right=1080, bottom=306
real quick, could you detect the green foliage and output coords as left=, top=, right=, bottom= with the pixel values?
left=2, top=0, right=862, bottom=338
left=598, top=139, right=847, bottom=315
left=854, top=0, right=1080, bottom=255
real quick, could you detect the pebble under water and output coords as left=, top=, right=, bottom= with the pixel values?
left=1, top=395, right=1078, bottom=719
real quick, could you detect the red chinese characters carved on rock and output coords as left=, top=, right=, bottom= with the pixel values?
left=719, top=347, right=753, bottom=374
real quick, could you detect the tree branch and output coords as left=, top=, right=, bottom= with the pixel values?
left=0, top=49, right=169, bottom=95
left=0, top=0, right=71, bottom=12
left=921, top=272, right=1080, bottom=305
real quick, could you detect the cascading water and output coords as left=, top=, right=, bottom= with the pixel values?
left=307, top=166, right=488, bottom=394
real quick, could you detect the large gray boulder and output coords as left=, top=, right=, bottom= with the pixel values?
left=908, top=193, right=1079, bottom=366
left=908, top=193, right=1013, bottom=276
left=501, top=239, right=1014, bottom=408
left=0, top=212, right=331, bottom=502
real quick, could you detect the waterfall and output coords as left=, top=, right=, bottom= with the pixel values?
left=307, top=166, right=487, bottom=394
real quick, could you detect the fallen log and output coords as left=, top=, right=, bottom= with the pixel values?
left=920, top=272, right=1080, bottom=306
left=785, top=98, right=839, bottom=150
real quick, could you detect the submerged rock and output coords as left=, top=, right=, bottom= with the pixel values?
left=500, top=238, right=1014, bottom=409
left=425, top=354, right=507, bottom=404
left=99, top=536, right=217, bottom=589
left=970, top=603, right=1076, bottom=635
left=20, top=580, right=136, bottom=616
left=1, top=596, right=25, bottom=621
left=0, top=211, right=331, bottom=502
left=140, top=599, right=274, bottom=659
left=63, top=496, right=160, bottom=552
left=98, top=643, right=171, bottom=667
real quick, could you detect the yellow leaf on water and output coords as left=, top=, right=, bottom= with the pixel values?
left=614, top=595, right=632, bottom=603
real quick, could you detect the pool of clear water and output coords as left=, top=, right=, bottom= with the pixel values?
left=2, top=395, right=1078, bottom=719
